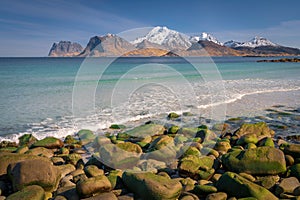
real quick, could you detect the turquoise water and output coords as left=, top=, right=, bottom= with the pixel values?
left=0, top=57, right=299, bottom=140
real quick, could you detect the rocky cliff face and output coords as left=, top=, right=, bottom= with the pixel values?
left=48, top=41, right=83, bottom=57
left=79, top=34, right=135, bottom=57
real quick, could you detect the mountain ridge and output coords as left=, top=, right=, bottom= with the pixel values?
left=48, top=26, right=300, bottom=57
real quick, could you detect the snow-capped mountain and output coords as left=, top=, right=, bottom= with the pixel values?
left=189, top=32, right=223, bottom=46
left=131, top=26, right=191, bottom=50
left=224, top=36, right=278, bottom=48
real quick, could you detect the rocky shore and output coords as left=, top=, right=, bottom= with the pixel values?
left=1, top=111, right=300, bottom=200
left=257, top=58, right=300, bottom=63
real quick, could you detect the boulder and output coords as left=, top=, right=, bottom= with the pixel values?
left=236, top=134, right=258, bottom=145
left=25, top=147, right=54, bottom=158
left=168, top=112, right=180, bottom=119
left=31, top=137, right=63, bottom=149
left=255, top=175, right=279, bottom=190
left=235, top=122, right=274, bottom=138
left=57, top=164, right=76, bottom=177
left=178, top=155, right=215, bottom=180
left=205, top=192, right=227, bottom=200
left=116, top=142, right=143, bottom=153
left=122, top=171, right=182, bottom=200
left=137, top=159, right=167, bottom=173
left=18, top=134, right=37, bottom=147
left=66, top=153, right=83, bottom=167
left=214, top=141, right=231, bottom=153
left=107, top=170, right=123, bottom=189
left=84, top=165, right=104, bottom=177
left=281, top=143, right=300, bottom=158
left=98, top=144, right=140, bottom=169
left=275, top=177, right=300, bottom=196
left=257, top=137, right=274, bottom=147
left=9, top=158, right=61, bottom=192
left=149, top=135, right=174, bottom=150
left=6, top=185, right=45, bottom=200
left=124, top=124, right=165, bottom=138
left=77, top=129, right=96, bottom=145
left=76, top=175, right=112, bottom=198
left=146, top=145, right=177, bottom=163
left=222, top=146, right=286, bottom=175
left=216, top=172, right=277, bottom=199
left=193, top=185, right=217, bottom=195
left=0, top=153, right=49, bottom=179
left=56, top=186, right=80, bottom=200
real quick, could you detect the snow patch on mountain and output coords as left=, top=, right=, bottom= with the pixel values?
left=131, top=26, right=191, bottom=50
left=224, top=36, right=278, bottom=48
left=190, top=32, right=223, bottom=46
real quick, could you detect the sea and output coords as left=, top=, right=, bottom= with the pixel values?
left=0, top=56, right=300, bottom=142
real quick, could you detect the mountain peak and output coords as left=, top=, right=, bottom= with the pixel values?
left=131, top=26, right=191, bottom=50
left=225, top=36, right=278, bottom=48
left=48, top=41, right=83, bottom=57
left=190, top=32, right=223, bottom=46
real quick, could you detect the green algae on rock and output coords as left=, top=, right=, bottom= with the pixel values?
left=222, top=146, right=286, bottom=175
left=216, top=172, right=277, bottom=199
left=122, top=171, right=182, bottom=200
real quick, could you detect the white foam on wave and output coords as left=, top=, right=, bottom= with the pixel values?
left=1, top=78, right=300, bottom=143
left=198, top=87, right=300, bottom=109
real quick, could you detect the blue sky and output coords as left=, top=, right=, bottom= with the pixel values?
left=0, top=0, right=299, bottom=56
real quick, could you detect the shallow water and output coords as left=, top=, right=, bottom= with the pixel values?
left=0, top=57, right=299, bottom=141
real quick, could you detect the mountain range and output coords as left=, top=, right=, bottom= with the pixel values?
left=48, top=26, right=300, bottom=57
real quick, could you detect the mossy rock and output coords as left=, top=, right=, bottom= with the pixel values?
left=168, top=125, right=180, bottom=134
left=149, top=135, right=174, bottom=151
left=235, top=122, right=274, bottom=138
left=216, top=172, right=277, bottom=199
left=31, top=137, right=63, bottom=149
left=76, top=175, right=112, bottom=198
left=124, top=124, right=165, bottom=138
left=107, top=170, right=123, bottom=189
left=0, top=153, right=50, bottom=178
left=0, top=147, right=17, bottom=153
left=64, top=135, right=81, bottom=146
left=181, top=146, right=201, bottom=158
left=25, top=147, right=54, bottom=158
left=236, top=134, right=258, bottom=145
left=122, top=171, right=182, bottom=200
left=77, top=130, right=95, bottom=145
left=6, top=185, right=45, bottom=200
left=109, top=124, right=126, bottom=129
left=178, top=155, right=214, bottom=180
left=193, top=184, right=218, bottom=195
left=255, top=175, right=279, bottom=190
left=66, top=153, right=83, bottom=167
left=98, top=144, right=140, bottom=169
left=84, top=165, right=104, bottom=177
left=214, top=141, right=231, bottom=152
left=116, top=142, right=143, bottom=153
left=178, top=127, right=199, bottom=137
left=257, top=137, right=274, bottom=147
left=222, top=146, right=286, bottom=175
left=9, top=158, right=61, bottom=192
left=168, top=112, right=180, bottom=119
left=174, top=134, right=188, bottom=144
left=18, top=134, right=38, bottom=147
left=146, top=145, right=177, bottom=163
